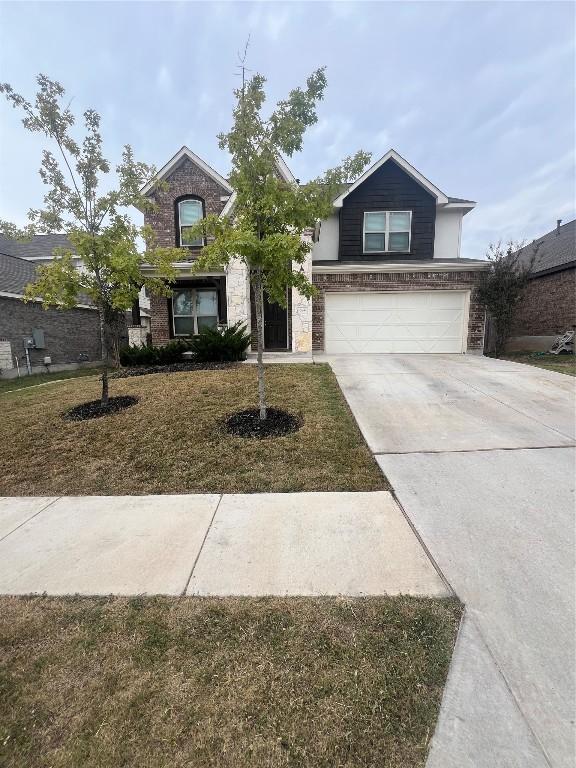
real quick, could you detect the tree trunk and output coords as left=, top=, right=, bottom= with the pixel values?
left=98, top=308, right=109, bottom=407
left=252, top=268, right=267, bottom=420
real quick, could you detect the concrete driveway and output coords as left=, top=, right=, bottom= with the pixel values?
left=321, top=354, right=576, bottom=768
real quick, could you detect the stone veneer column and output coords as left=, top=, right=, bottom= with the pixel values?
left=128, top=326, right=148, bottom=348
left=0, top=339, right=14, bottom=370
left=226, top=257, right=250, bottom=330
left=291, top=230, right=313, bottom=353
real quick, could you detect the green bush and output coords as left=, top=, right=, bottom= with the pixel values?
left=191, top=322, right=251, bottom=362
left=120, top=339, right=190, bottom=367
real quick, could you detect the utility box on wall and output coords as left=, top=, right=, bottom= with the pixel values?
left=32, top=328, right=45, bottom=349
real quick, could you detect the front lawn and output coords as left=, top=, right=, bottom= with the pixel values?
left=501, top=352, right=576, bottom=377
left=0, top=364, right=387, bottom=495
left=0, top=595, right=461, bottom=768
left=0, top=366, right=102, bottom=394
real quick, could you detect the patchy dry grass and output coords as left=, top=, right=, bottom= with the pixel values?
left=0, top=595, right=462, bottom=768
left=0, top=364, right=387, bottom=495
left=500, top=352, right=576, bottom=377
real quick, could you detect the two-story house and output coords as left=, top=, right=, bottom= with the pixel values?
left=140, top=147, right=489, bottom=355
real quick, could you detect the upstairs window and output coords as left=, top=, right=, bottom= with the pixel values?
left=363, top=211, right=412, bottom=253
left=178, top=199, right=204, bottom=247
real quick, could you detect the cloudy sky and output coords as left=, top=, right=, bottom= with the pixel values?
left=0, top=0, right=574, bottom=258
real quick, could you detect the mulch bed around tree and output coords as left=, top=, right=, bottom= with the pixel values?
left=63, top=395, right=139, bottom=422
left=225, top=406, right=303, bottom=438
left=112, top=362, right=240, bottom=378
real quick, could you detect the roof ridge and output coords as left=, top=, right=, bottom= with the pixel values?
left=0, top=249, right=35, bottom=264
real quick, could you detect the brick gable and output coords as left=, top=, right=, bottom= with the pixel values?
left=144, top=157, right=230, bottom=249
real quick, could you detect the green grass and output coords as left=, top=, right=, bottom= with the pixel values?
left=0, top=364, right=387, bottom=495
left=0, top=595, right=462, bottom=768
left=0, top=366, right=102, bottom=394
left=501, top=352, right=576, bottom=377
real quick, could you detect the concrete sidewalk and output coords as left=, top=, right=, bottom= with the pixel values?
left=0, top=492, right=449, bottom=597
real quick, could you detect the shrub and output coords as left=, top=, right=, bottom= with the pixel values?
left=478, top=241, right=538, bottom=356
left=191, top=322, right=251, bottom=362
left=120, top=339, right=190, bottom=367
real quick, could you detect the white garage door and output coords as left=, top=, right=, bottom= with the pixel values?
left=324, top=291, right=469, bottom=354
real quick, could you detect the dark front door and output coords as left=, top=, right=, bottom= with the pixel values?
left=263, top=291, right=288, bottom=349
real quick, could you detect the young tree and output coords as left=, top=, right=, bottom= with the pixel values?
left=477, top=241, right=538, bottom=356
left=187, top=67, right=371, bottom=419
left=0, top=75, right=182, bottom=405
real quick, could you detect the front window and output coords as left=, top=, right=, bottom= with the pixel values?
left=363, top=211, right=412, bottom=253
left=172, top=289, right=218, bottom=335
left=178, top=199, right=204, bottom=247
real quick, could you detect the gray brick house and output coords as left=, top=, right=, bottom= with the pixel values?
left=140, top=146, right=490, bottom=355
left=0, top=236, right=102, bottom=378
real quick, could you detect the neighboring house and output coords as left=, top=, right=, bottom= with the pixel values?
left=0, top=243, right=101, bottom=377
left=508, top=219, right=576, bottom=351
left=140, top=146, right=489, bottom=355
left=0, top=233, right=82, bottom=268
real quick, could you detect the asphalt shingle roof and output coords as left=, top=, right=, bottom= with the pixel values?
left=0, top=233, right=74, bottom=261
left=515, top=219, right=575, bottom=275
left=0, top=251, right=39, bottom=296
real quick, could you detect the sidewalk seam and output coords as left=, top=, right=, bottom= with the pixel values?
left=180, top=494, right=222, bottom=596
left=0, top=497, right=62, bottom=543
left=389, top=489, right=455, bottom=597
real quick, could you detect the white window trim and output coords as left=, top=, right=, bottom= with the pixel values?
left=178, top=199, right=204, bottom=248
left=363, top=210, right=412, bottom=254
left=172, top=288, right=218, bottom=336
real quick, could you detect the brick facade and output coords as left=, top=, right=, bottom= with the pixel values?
left=144, top=157, right=229, bottom=249
left=150, top=294, right=171, bottom=346
left=511, top=268, right=576, bottom=337
left=145, top=156, right=232, bottom=346
left=311, top=270, right=486, bottom=352
left=0, top=296, right=102, bottom=370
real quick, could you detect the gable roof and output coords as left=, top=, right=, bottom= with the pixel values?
left=332, top=149, right=450, bottom=207
left=515, top=219, right=575, bottom=276
left=0, top=250, right=38, bottom=296
left=219, top=152, right=297, bottom=218
left=0, top=233, right=74, bottom=261
left=140, top=146, right=233, bottom=197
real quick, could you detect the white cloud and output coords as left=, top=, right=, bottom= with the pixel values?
left=462, top=149, right=576, bottom=258
left=393, top=108, right=421, bottom=130
left=265, top=7, right=290, bottom=41
left=156, top=65, right=173, bottom=94
left=198, top=91, right=214, bottom=116
left=373, top=129, right=390, bottom=152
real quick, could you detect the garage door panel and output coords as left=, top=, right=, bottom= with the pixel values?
left=427, top=309, right=464, bottom=322
left=393, top=292, right=429, bottom=308
left=324, top=291, right=468, bottom=354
